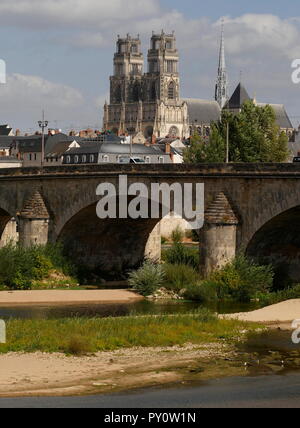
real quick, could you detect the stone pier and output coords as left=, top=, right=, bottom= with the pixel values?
left=200, top=192, right=239, bottom=277
left=18, top=190, right=50, bottom=247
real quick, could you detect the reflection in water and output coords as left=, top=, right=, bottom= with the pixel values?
left=0, top=300, right=258, bottom=321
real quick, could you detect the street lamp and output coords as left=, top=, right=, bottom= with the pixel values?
left=38, top=110, right=48, bottom=168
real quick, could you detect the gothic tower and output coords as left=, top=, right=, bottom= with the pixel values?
left=215, top=21, right=228, bottom=109
left=144, top=31, right=180, bottom=103
left=104, top=32, right=189, bottom=140
left=110, top=34, right=144, bottom=105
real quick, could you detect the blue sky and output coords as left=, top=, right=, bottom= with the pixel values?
left=0, top=0, right=299, bottom=132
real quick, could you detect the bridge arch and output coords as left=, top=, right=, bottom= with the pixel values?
left=58, top=201, right=162, bottom=279
left=246, top=205, right=300, bottom=286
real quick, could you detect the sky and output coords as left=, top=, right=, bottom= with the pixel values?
left=0, top=0, right=299, bottom=133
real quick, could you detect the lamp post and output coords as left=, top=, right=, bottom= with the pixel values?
left=38, top=110, right=48, bottom=168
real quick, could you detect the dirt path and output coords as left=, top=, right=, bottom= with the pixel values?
left=0, top=344, right=236, bottom=398
left=0, top=290, right=142, bottom=306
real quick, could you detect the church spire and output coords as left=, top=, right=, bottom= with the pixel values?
left=215, top=20, right=229, bottom=109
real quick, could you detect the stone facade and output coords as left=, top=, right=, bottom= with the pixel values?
left=103, top=32, right=189, bottom=140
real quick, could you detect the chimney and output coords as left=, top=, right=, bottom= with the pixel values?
left=165, top=143, right=171, bottom=154
left=15, top=129, right=21, bottom=137
left=151, top=134, right=157, bottom=145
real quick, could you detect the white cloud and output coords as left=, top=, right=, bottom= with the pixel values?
left=0, top=0, right=161, bottom=29
left=0, top=73, right=87, bottom=131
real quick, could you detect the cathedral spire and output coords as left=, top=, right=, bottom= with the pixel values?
left=215, top=20, right=229, bottom=109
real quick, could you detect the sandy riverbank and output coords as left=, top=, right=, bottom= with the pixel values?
left=0, top=290, right=143, bottom=306
left=0, top=344, right=235, bottom=398
left=224, top=299, right=300, bottom=324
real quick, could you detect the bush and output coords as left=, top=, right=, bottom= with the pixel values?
left=171, top=227, right=184, bottom=244
left=128, top=262, right=166, bottom=296
left=162, top=243, right=199, bottom=269
left=163, top=263, right=200, bottom=292
left=0, top=243, right=76, bottom=290
left=183, top=282, right=218, bottom=303
left=257, top=284, right=300, bottom=307
left=202, top=255, right=274, bottom=303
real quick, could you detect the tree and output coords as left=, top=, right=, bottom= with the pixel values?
left=184, top=101, right=290, bottom=163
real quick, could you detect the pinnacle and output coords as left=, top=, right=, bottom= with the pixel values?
left=20, top=190, right=50, bottom=219
left=205, top=192, right=239, bottom=225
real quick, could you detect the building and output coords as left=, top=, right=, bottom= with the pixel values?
left=62, top=142, right=172, bottom=165
left=103, top=31, right=294, bottom=143
left=0, top=157, right=22, bottom=169
left=224, top=83, right=295, bottom=140
left=103, top=32, right=190, bottom=140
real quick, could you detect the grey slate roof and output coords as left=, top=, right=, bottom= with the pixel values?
left=257, top=103, right=293, bottom=129
left=185, top=99, right=221, bottom=125
left=0, top=125, right=13, bottom=136
left=46, top=141, right=76, bottom=158
left=225, top=83, right=251, bottom=110
left=65, top=143, right=165, bottom=156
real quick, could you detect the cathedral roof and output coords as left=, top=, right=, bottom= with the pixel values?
left=185, top=99, right=221, bottom=125
left=225, top=83, right=251, bottom=110
left=257, top=103, right=293, bottom=129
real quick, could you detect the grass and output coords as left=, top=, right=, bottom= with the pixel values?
left=0, top=310, right=259, bottom=355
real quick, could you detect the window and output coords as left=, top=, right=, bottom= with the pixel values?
left=149, top=60, right=159, bottom=73
left=145, top=156, right=151, bottom=164
left=103, top=155, right=109, bottom=163
left=34, top=154, right=37, bottom=161
left=159, top=157, right=164, bottom=164
left=166, top=61, right=176, bottom=73
left=90, top=155, right=95, bottom=163
left=168, top=81, right=175, bottom=100
left=66, top=156, right=71, bottom=164
left=166, top=40, right=172, bottom=50
left=131, top=64, right=140, bottom=75
left=82, top=155, right=87, bottom=163
left=29, top=154, right=32, bottom=161
left=74, top=155, right=79, bottom=164
left=131, top=44, right=138, bottom=53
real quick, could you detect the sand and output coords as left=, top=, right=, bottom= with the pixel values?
left=224, top=299, right=300, bottom=323
left=0, top=290, right=143, bottom=306
left=0, top=344, right=228, bottom=397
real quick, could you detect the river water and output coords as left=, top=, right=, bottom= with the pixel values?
left=0, top=299, right=259, bottom=320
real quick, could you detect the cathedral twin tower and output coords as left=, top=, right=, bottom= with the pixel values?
left=103, top=32, right=190, bottom=140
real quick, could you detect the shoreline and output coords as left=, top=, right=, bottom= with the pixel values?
left=0, top=290, right=143, bottom=306
left=223, top=299, right=300, bottom=324
left=0, top=343, right=240, bottom=398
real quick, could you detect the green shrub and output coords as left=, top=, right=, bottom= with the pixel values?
left=163, top=263, right=200, bottom=292
left=0, top=243, right=76, bottom=290
left=257, top=284, right=300, bottom=307
left=128, top=262, right=166, bottom=296
left=171, top=227, right=184, bottom=244
left=162, top=243, right=199, bottom=269
left=202, top=255, right=274, bottom=303
left=183, top=282, right=218, bottom=303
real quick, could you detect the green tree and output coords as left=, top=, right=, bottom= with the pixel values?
left=184, top=101, right=290, bottom=163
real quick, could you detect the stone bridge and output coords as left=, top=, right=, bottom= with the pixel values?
left=0, top=163, right=300, bottom=280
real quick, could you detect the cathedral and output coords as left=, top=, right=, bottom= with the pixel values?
left=103, top=29, right=294, bottom=141
left=103, top=32, right=190, bottom=140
